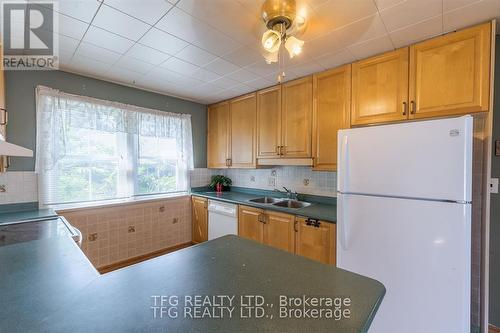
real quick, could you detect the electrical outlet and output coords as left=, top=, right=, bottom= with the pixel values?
left=303, top=179, right=310, bottom=186
left=0, top=185, right=6, bottom=193
left=250, top=175, right=255, bottom=182
left=172, top=218, right=179, bottom=224
left=491, top=178, right=499, bottom=194
left=271, top=170, right=277, bottom=177
left=268, top=177, right=276, bottom=187
left=128, top=226, right=135, bottom=233
left=88, top=233, right=98, bottom=242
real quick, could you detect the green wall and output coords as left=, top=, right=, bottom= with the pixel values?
left=490, top=34, right=500, bottom=327
left=5, top=70, right=207, bottom=171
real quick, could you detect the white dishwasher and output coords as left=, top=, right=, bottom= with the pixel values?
left=208, top=200, right=238, bottom=240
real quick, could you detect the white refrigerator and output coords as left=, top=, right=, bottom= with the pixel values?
left=337, top=116, right=472, bottom=333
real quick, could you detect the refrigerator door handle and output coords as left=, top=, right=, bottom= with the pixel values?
left=338, top=136, right=349, bottom=192
left=338, top=194, right=350, bottom=251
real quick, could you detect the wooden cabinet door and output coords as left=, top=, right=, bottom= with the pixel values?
left=207, top=102, right=230, bottom=168
left=229, top=93, right=256, bottom=168
left=281, top=76, right=313, bottom=158
left=263, top=211, right=295, bottom=253
left=312, top=65, right=351, bottom=171
left=0, top=43, right=6, bottom=141
left=256, top=85, right=281, bottom=158
left=409, top=22, right=491, bottom=119
left=295, top=218, right=336, bottom=265
left=351, top=48, right=409, bottom=126
left=191, top=196, right=208, bottom=244
left=238, top=205, right=264, bottom=243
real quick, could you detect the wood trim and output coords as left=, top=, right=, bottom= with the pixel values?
left=98, top=242, right=193, bottom=274
left=489, top=324, right=500, bottom=333
left=257, top=158, right=313, bottom=166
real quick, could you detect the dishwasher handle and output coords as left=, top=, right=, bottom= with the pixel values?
left=207, top=200, right=238, bottom=217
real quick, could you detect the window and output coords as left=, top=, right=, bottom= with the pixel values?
left=35, top=86, right=193, bottom=207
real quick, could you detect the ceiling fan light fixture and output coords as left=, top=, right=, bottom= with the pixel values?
left=285, top=36, right=304, bottom=58
left=261, top=29, right=282, bottom=53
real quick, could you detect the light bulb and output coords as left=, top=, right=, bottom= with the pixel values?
left=261, top=29, right=281, bottom=53
left=285, top=36, right=304, bottom=58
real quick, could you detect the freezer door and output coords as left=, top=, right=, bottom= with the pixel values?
left=337, top=194, right=471, bottom=333
left=337, top=116, right=472, bottom=202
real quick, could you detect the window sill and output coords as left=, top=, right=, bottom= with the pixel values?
left=54, top=192, right=190, bottom=214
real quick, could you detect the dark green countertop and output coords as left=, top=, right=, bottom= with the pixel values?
left=30, top=235, right=384, bottom=332
left=0, top=208, right=57, bottom=225
left=192, top=188, right=337, bottom=223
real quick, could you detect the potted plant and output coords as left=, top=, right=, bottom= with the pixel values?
left=209, top=175, right=232, bottom=193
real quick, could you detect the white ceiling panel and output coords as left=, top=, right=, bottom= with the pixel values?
left=156, top=7, right=241, bottom=56
left=103, top=0, right=173, bottom=25
left=92, top=4, right=151, bottom=41
left=348, top=34, right=395, bottom=60
left=52, top=0, right=499, bottom=104
left=83, top=26, right=135, bottom=54
left=175, top=45, right=218, bottom=67
left=139, top=28, right=188, bottom=56
left=75, top=41, right=122, bottom=64
left=161, top=57, right=201, bottom=76
left=443, top=0, right=500, bottom=32
left=125, top=44, right=171, bottom=66
left=313, top=49, right=356, bottom=69
left=55, top=0, right=101, bottom=23
left=389, top=15, right=443, bottom=48
left=379, top=0, right=442, bottom=32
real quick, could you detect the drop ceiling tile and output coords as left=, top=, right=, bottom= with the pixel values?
left=244, top=77, right=275, bottom=90
left=245, top=59, right=279, bottom=77
left=373, top=0, right=405, bottom=10
left=57, top=34, right=80, bottom=54
left=227, top=83, right=254, bottom=96
left=125, top=44, right=171, bottom=65
left=83, top=26, right=135, bottom=54
left=58, top=13, right=90, bottom=40
left=160, top=57, right=201, bottom=76
left=92, top=4, right=150, bottom=41
left=347, top=34, right=395, bottom=60
left=103, top=0, right=173, bottom=25
left=69, top=54, right=112, bottom=74
left=54, top=0, right=101, bottom=23
left=190, top=68, right=220, bottom=82
left=312, top=0, right=379, bottom=33
left=443, top=0, right=481, bottom=12
left=335, top=14, right=390, bottom=48
left=389, top=15, right=443, bottom=48
left=139, top=28, right=189, bottom=56
left=148, top=67, right=188, bottom=85
left=222, top=45, right=263, bottom=68
left=443, top=0, right=500, bottom=32
left=210, top=76, right=240, bottom=90
left=304, top=31, right=342, bottom=59
left=379, top=0, right=442, bottom=32
left=175, top=45, right=217, bottom=67
left=314, top=49, right=356, bottom=69
left=287, top=61, right=325, bottom=78
left=75, top=41, right=122, bottom=64
left=224, top=69, right=261, bottom=83
left=106, top=66, right=144, bottom=83
left=114, top=56, right=155, bottom=75
left=204, top=58, right=240, bottom=76
left=155, top=7, right=241, bottom=56
left=177, top=0, right=257, bottom=42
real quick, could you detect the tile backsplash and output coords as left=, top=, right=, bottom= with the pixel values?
left=0, top=171, right=38, bottom=204
left=190, top=167, right=336, bottom=197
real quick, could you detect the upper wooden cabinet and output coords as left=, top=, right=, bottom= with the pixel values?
left=295, top=217, right=336, bottom=265
left=256, top=85, right=281, bottom=159
left=207, top=101, right=230, bottom=168
left=192, top=196, right=208, bottom=244
left=207, top=93, right=256, bottom=168
left=351, top=48, right=409, bottom=126
left=263, top=211, right=295, bottom=253
left=229, top=93, right=256, bottom=168
left=409, top=22, right=491, bottom=119
left=281, top=76, right=313, bottom=158
left=312, top=65, right=351, bottom=171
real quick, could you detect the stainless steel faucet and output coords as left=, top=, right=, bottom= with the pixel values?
left=274, top=187, right=299, bottom=200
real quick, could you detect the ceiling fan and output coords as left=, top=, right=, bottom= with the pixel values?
left=260, top=0, right=306, bottom=80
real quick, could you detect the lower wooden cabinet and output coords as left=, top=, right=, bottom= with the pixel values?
left=295, top=217, right=336, bottom=265
left=238, top=205, right=336, bottom=264
left=192, top=196, right=208, bottom=244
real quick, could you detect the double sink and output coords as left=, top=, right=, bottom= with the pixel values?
left=248, top=197, right=311, bottom=209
